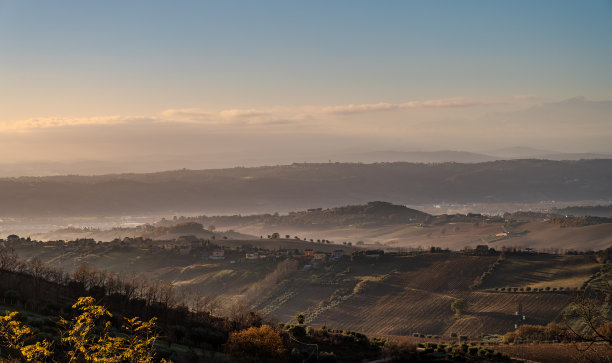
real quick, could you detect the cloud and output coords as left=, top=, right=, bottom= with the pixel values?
left=512, top=94, right=542, bottom=101
left=0, top=115, right=134, bottom=131
left=0, top=96, right=610, bottom=166
left=161, top=97, right=496, bottom=124
left=161, top=108, right=280, bottom=125
left=0, top=97, right=498, bottom=132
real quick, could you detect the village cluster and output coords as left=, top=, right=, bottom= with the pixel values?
left=1, top=233, right=353, bottom=269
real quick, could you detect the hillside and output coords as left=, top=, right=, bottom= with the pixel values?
left=1, top=159, right=611, bottom=217
left=26, top=201, right=612, bottom=251
left=12, top=237, right=604, bottom=339
left=165, top=201, right=431, bottom=229
left=254, top=253, right=587, bottom=337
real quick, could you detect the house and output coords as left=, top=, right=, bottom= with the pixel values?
left=246, top=252, right=259, bottom=260
left=313, top=252, right=327, bottom=261
left=365, top=250, right=384, bottom=258
left=163, top=243, right=176, bottom=250
left=178, top=246, right=192, bottom=255
left=176, top=235, right=199, bottom=245
left=332, top=250, right=344, bottom=260
left=190, top=240, right=203, bottom=249
left=304, top=249, right=315, bottom=257
left=209, top=249, right=226, bottom=260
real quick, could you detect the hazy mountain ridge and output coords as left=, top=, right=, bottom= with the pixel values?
left=1, top=159, right=611, bottom=217
left=2, top=148, right=611, bottom=178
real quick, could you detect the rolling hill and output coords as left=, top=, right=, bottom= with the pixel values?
left=1, top=159, right=611, bottom=217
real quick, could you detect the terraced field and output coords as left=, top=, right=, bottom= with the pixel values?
left=257, top=253, right=597, bottom=337
left=446, top=292, right=572, bottom=336
left=258, top=254, right=498, bottom=334
left=478, top=254, right=600, bottom=291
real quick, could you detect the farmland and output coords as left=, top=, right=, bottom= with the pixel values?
left=9, top=235, right=607, bottom=340
left=478, top=254, right=601, bottom=291
left=253, top=252, right=595, bottom=337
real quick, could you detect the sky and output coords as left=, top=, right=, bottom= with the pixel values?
left=1, top=1, right=611, bottom=169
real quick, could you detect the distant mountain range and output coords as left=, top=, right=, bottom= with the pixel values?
left=1, top=149, right=611, bottom=177
left=1, top=159, right=611, bottom=217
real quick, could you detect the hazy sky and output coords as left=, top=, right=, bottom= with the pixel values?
left=1, top=1, right=611, bottom=166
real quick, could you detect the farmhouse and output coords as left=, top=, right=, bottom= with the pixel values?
left=178, top=246, right=192, bottom=255
left=365, top=250, right=384, bottom=258
left=209, top=249, right=226, bottom=260
left=313, top=252, right=327, bottom=261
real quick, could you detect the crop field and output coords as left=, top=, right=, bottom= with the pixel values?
left=256, top=253, right=595, bottom=337
left=445, top=292, right=572, bottom=336
left=260, top=254, right=501, bottom=334
left=478, top=254, right=600, bottom=291
left=495, top=343, right=612, bottom=363
left=13, top=241, right=604, bottom=339
left=233, top=220, right=612, bottom=251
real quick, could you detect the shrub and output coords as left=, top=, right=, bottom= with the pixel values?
left=451, top=299, right=467, bottom=314
left=319, top=351, right=337, bottom=363
left=225, top=325, right=286, bottom=362
left=287, top=325, right=306, bottom=338
left=296, top=313, right=305, bottom=325
left=382, top=341, right=417, bottom=361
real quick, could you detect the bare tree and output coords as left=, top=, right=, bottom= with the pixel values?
left=563, top=266, right=612, bottom=362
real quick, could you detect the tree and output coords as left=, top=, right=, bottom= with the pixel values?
left=296, top=313, right=305, bottom=325
left=562, top=267, right=611, bottom=361
left=61, top=296, right=159, bottom=363
left=0, top=311, right=53, bottom=362
left=225, top=325, right=286, bottom=362
left=451, top=299, right=467, bottom=315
